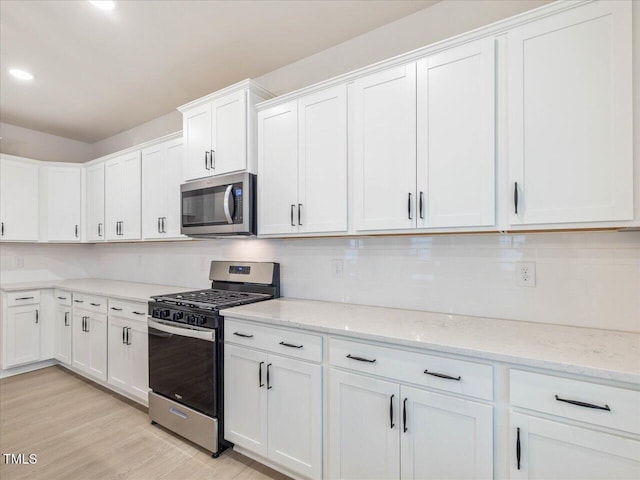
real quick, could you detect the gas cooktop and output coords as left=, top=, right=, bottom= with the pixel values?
left=152, top=288, right=272, bottom=310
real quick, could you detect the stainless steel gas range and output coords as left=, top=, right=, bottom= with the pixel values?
left=147, top=261, right=280, bottom=457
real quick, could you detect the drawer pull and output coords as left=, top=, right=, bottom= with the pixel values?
left=424, top=369, right=461, bottom=381
left=233, top=332, right=254, bottom=338
left=279, top=341, right=303, bottom=349
left=516, top=427, right=521, bottom=470
left=169, top=407, right=188, bottom=420
left=90, top=303, right=101, bottom=307
left=57, top=296, right=67, bottom=300
left=554, top=395, right=611, bottom=411
left=132, top=311, right=145, bottom=315
left=74, top=299, right=84, bottom=303
left=16, top=296, right=34, bottom=300
left=111, top=307, right=123, bottom=311
left=346, top=354, right=376, bottom=363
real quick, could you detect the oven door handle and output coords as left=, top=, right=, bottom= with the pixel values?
left=223, top=184, right=234, bottom=224
left=148, top=319, right=215, bottom=342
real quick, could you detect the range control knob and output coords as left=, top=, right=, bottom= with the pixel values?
left=161, top=309, right=171, bottom=319
left=186, top=314, right=196, bottom=324
left=152, top=308, right=161, bottom=318
left=196, top=315, right=206, bottom=326
left=173, top=311, right=184, bottom=321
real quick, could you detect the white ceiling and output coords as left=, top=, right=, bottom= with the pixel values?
left=1, top=0, right=436, bottom=143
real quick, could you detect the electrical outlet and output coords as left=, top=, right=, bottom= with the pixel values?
left=516, top=262, right=536, bottom=287
left=332, top=259, right=344, bottom=279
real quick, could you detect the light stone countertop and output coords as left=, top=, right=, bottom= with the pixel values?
left=221, top=298, right=640, bottom=385
left=0, top=278, right=190, bottom=303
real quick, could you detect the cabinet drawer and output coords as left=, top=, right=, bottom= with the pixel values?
left=510, top=370, right=640, bottom=435
left=108, top=299, right=148, bottom=323
left=6, top=290, right=40, bottom=306
left=72, top=293, right=107, bottom=314
left=330, top=337, right=493, bottom=401
left=54, top=290, right=72, bottom=306
left=225, top=318, right=323, bottom=363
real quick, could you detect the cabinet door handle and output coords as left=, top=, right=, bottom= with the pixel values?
left=75, top=225, right=79, bottom=238
left=211, top=150, right=215, bottom=170
left=389, top=394, right=395, bottom=429
left=161, top=217, right=166, bottom=234
left=346, top=354, right=376, bottom=363
left=233, top=332, right=253, bottom=338
left=205, top=151, right=210, bottom=170
left=98, top=223, right=103, bottom=237
left=266, top=363, right=272, bottom=390
left=126, top=327, right=131, bottom=345
left=516, top=427, right=521, bottom=470
left=1, top=222, right=4, bottom=236
left=279, top=341, right=303, bottom=349
left=16, top=296, right=34, bottom=300
left=120, top=221, right=124, bottom=236
left=110, top=307, right=123, bottom=311
left=64, top=312, right=69, bottom=326
left=35, top=309, right=39, bottom=324
left=259, top=361, right=264, bottom=388
left=408, top=192, right=413, bottom=220
left=115, top=221, right=119, bottom=236
left=419, top=191, right=424, bottom=219
left=290, top=205, right=295, bottom=227
left=423, top=369, right=461, bottom=381
left=122, top=326, right=126, bottom=344
left=555, top=395, right=610, bottom=411
left=81, top=316, right=86, bottom=332
left=85, top=317, right=90, bottom=333
left=158, top=217, right=162, bottom=233
left=403, top=397, right=408, bottom=433
left=298, top=204, right=302, bottom=226
left=514, top=181, right=519, bottom=214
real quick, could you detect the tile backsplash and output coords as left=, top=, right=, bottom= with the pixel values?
left=1, top=231, right=638, bottom=332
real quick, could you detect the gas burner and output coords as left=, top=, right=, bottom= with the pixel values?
left=153, top=288, right=272, bottom=311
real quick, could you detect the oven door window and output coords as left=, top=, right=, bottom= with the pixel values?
left=148, top=326, right=216, bottom=417
left=182, top=185, right=234, bottom=227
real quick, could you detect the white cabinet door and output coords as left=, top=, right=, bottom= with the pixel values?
left=87, top=313, right=107, bottom=382
left=400, top=385, right=493, bottom=480
left=141, top=143, right=165, bottom=239
left=45, top=166, right=81, bottom=241
left=120, top=152, right=141, bottom=240
left=508, top=0, right=633, bottom=226
left=258, top=102, right=299, bottom=235
left=267, top=355, right=322, bottom=480
left=108, top=316, right=130, bottom=391
left=72, top=311, right=90, bottom=372
left=298, top=85, right=348, bottom=234
left=183, top=103, right=212, bottom=181
left=211, top=90, right=247, bottom=175
left=85, top=162, right=105, bottom=241
left=329, top=369, right=401, bottom=480
left=0, top=157, right=39, bottom=241
left=142, top=138, right=184, bottom=239
left=127, top=320, right=149, bottom=402
left=417, top=38, right=495, bottom=229
left=4, top=305, right=40, bottom=368
left=224, top=344, right=268, bottom=457
left=353, top=63, right=417, bottom=232
left=510, top=412, right=640, bottom=479
left=104, top=157, right=123, bottom=240
left=54, top=305, right=72, bottom=365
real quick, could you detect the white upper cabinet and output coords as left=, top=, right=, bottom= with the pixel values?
left=105, top=151, right=141, bottom=240
left=85, top=162, right=105, bottom=242
left=43, top=165, right=82, bottom=242
left=258, top=85, right=348, bottom=236
left=507, top=0, right=633, bottom=226
left=0, top=156, right=39, bottom=241
left=353, top=63, right=417, bottom=232
left=142, top=136, right=184, bottom=239
left=417, top=38, right=495, bottom=229
left=180, top=80, right=272, bottom=181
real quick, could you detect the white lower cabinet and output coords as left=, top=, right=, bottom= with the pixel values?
left=72, top=309, right=107, bottom=381
left=3, top=304, right=41, bottom=368
left=108, top=311, right=149, bottom=403
left=225, top=342, right=322, bottom=480
left=510, top=412, right=640, bottom=479
left=328, top=369, right=493, bottom=480
left=54, top=304, right=72, bottom=365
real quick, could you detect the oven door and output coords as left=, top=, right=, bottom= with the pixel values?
left=148, top=318, right=217, bottom=417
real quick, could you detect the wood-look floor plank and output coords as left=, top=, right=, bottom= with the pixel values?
left=0, top=366, right=289, bottom=480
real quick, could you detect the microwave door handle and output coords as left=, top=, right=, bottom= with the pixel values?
left=223, top=185, right=234, bottom=224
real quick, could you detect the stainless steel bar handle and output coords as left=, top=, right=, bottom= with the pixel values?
left=148, top=318, right=215, bottom=342
left=223, top=185, right=234, bottom=224
left=205, top=151, right=210, bottom=170
left=120, top=221, right=124, bottom=236
left=161, top=217, right=166, bottom=234
left=290, top=205, right=295, bottom=227
left=211, top=150, right=216, bottom=170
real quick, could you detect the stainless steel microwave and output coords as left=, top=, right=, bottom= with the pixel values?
left=180, top=172, right=256, bottom=237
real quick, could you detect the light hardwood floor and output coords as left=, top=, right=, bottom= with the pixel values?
left=0, top=366, right=290, bottom=480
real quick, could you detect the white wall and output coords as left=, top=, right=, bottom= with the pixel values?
left=85, top=231, right=640, bottom=333
left=0, top=123, right=93, bottom=163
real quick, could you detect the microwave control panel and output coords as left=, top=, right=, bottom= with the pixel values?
left=232, top=183, right=243, bottom=223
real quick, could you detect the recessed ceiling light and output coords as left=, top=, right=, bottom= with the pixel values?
left=8, top=69, right=34, bottom=81
left=89, top=1, right=116, bottom=11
